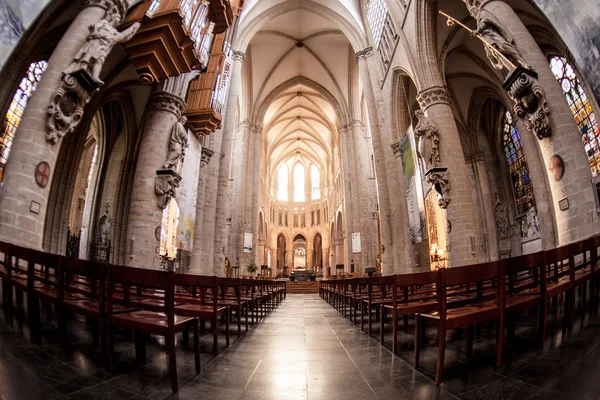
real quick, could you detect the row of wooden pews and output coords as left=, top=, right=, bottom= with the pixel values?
left=0, top=241, right=286, bottom=393
left=320, top=236, right=600, bottom=385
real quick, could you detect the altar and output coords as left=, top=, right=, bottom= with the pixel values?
left=293, top=270, right=312, bottom=281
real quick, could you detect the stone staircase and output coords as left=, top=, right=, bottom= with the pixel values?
left=288, top=281, right=320, bottom=294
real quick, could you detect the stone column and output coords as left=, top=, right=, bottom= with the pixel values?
left=472, top=152, right=498, bottom=260
left=338, top=125, right=356, bottom=270
left=417, top=86, right=480, bottom=267
left=190, top=147, right=214, bottom=273
left=479, top=1, right=598, bottom=243
left=356, top=48, right=415, bottom=274
left=248, top=125, right=262, bottom=266
left=126, top=91, right=186, bottom=267
left=211, top=51, right=244, bottom=275
left=0, top=1, right=126, bottom=248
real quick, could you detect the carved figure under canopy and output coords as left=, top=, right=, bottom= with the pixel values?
left=65, top=13, right=140, bottom=84
left=163, top=116, right=189, bottom=171
left=472, top=10, right=529, bottom=70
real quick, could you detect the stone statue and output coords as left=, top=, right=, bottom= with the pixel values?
left=65, top=14, right=140, bottom=84
left=414, top=109, right=440, bottom=171
left=523, top=207, right=540, bottom=238
left=494, top=193, right=510, bottom=238
left=224, top=257, right=231, bottom=277
left=471, top=10, right=529, bottom=70
left=163, top=116, right=189, bottom=171
left=376, top=254, right=382, bottom=274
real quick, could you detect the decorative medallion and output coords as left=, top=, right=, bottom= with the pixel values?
left=155, top=226, right=162, bottom=241
left=35, top=161, right=51, bottom=188
left=548, top=154, right=565, bottom=181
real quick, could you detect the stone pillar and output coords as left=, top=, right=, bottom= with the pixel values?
left=338, top=125, right=356, bottom=270
left=126, top=91, right=186, bottom=267
left=0, top=1, right=125, bottom=248
left=472, top=152, right=498, bottom=260
left=417, top=86, right=480, bottom=267
left=480, top=1, right=598, bottom=243
left=190, top=147, right=214, bottom=273
left=249, top=125, right=262, bottom=266
left=356, top=48, right=415, bottom=274
left=211, top=51, right=244, bottom=275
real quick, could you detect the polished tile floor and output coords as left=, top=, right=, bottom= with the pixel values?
left=2, top=291, right=600, bottom=399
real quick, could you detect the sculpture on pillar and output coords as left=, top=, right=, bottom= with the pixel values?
left=46, top=4, right=140, bottom=144
left=65, top=16, right=140, bottom=85
left=414, top=110, right=440, bottom=170
left=521, top=207, right=540, bottom=239
left=163, top=116, right=189, bottom=172
left=494, top=192, right=510, bottom=238
left=505, top=71, right=551, bottom=140
left=224, top=257, right=231, bottom=277
left=471, top=10, right=529, bottom=71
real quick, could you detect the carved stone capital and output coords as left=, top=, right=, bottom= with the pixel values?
left=425, top=167, right=451, bottom=209
left=147, top=91, right=186, bottom=119
left=503, top=67, right=551, bottom=140
left=200, top=148, right=215, bottom=167
left=46, top=72, right=94, bottom=144
left=155, top=170, right=182, bottom=209
left=82, top=0, right=129, bottom=23
left=232, top=50, right=245, bottom=62
left=355, top=47, right=373, bottom=62
left=417, top=86, right=451, bottom=111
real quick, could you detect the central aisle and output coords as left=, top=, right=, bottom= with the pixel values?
left=175, top=294, right=453, bottom=400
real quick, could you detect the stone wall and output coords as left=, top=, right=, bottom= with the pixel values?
left=532, top=0, right=600, bottom=102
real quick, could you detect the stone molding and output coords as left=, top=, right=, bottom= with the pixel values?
left=147, top=91, right=186, bottom=119
left=391, top=141, right=401, bottom=157
left=82, top=0, right=129, bottom=23
left=417, top=86, right=451, bottom=111
left=232, top=50, right=246, bottom=62
left=238, top=119, right=261, bottom=133
left=425, top=168, right=451, bottom=209
left=155, top=170, right=181, bottom=209
left=200, top=148, right=215, bottom=167
left=339, top=120, right=365, bottom=133
left=354, top=47, right=373, bottom=62
left=46, top=72, right=92, bottom=144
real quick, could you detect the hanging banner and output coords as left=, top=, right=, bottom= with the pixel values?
left=243, top=233, right=253, bottom=253
left=351, top=232, right=361, bottom=253
left=175, top=134, right=201, bottom=252
left=400, top=126, right=426, bottom=244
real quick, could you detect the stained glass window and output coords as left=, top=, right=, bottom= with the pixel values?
left=293, top=163, right=305, bottom=202
left=502, top=111, right=536, bottom=215
left=0, top=60, right=47, bottom=181
left=277, top=164, right=288, bottom=201
left=365, top=0, right=388, bottom=46
left=550, top=56, right=600, bottom=176
left=311, top=164, right=320, bottom=200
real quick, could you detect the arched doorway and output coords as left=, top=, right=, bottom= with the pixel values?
left=312, top=233, right=323, bottom=272
left=293, top=234, right=307, bottom=269
left=276, top=233, right=286, bottom=272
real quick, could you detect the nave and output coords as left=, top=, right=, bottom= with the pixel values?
left=3, top=286, right=600, bottom=399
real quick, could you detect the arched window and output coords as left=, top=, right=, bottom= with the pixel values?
left=293, top=163, right=305, bottom=202
left=1, top=60, right=47, bottom=181
left=311, top=164, right=320, bottom=200
left=364, top=0, right=388, bottom=46
left=502, top=111, right=536, bottom=215
left=277, top=164, right=288, bottom=201
left=550, top=56, right=600, bottom=176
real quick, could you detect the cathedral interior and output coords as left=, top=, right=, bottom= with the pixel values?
left=1, top=0, right=600, bottom=398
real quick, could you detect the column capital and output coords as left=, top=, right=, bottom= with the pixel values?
left=391, top=141, right=402, bottom=157
left=82, top=0, right=129, bottom=23
left=200, top=147, right=215, bottom=167
left=147, top=91, right=186, bottom=119
left=232, top=50, right=246, bottom=62
left=354, top=47, right=373, bottom=62
left=338, top=120, right=365, bottom=132
left=416, top=86, right=451, bottom=111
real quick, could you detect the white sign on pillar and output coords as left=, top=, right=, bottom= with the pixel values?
left=351, top=232, right=361, bottom=253
left=243, top=233, right=253, bottom=253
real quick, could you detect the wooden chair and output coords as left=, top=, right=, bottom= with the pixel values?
left=384, top=271, right=438, bottom=354
left=543, top=245, right=574, bottom=330
left=571, top=238, right=596, bottom=307
left=361, top=276, right=393, bottom=336
left=217, top=277, right=248, bottom=334
left=5, top=244, right=31, bottom=312
left=174, top=274, right=230, bottom=356
left=27, top=249, right=61, bottom=340
left=0, top=241, right=10, bottom=309
left=106, top=265, right=198, bottom=393
left=415, top=261, right=505, bottom=385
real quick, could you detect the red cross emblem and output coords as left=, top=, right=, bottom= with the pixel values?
left=35, top=161, right=50, bottom=188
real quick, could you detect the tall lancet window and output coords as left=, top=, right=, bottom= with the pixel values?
left=294, top=163, right=305, bottom=202
left=365, top=0, right=388, bottom=45
left=277, top=164, right=288, bottom=201
left=502, top=111, right=535, bottom=215
left=1, top=60, right=47, bottom=181
left=550, top=56, right=600, bottom=176
left=311, top=164, right=320, bottom=200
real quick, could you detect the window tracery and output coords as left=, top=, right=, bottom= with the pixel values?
left=0, top=60, right=47, bottom=181
left=502, top=111, right=536, bottom=216
left=550, top=56, right=600, bottom=176
left=311, top=164, right=320, bottom=200
left=294, top=163, right=305, bottom=202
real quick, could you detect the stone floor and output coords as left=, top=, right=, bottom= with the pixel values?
left=2, top=292, right=600, bottom=399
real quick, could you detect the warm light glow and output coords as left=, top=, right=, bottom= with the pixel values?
left=293, top=163, right=305, bottom=202
left=311, top=164, right=320, bottom=200
left=277, top=164, right=288, bottom=201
